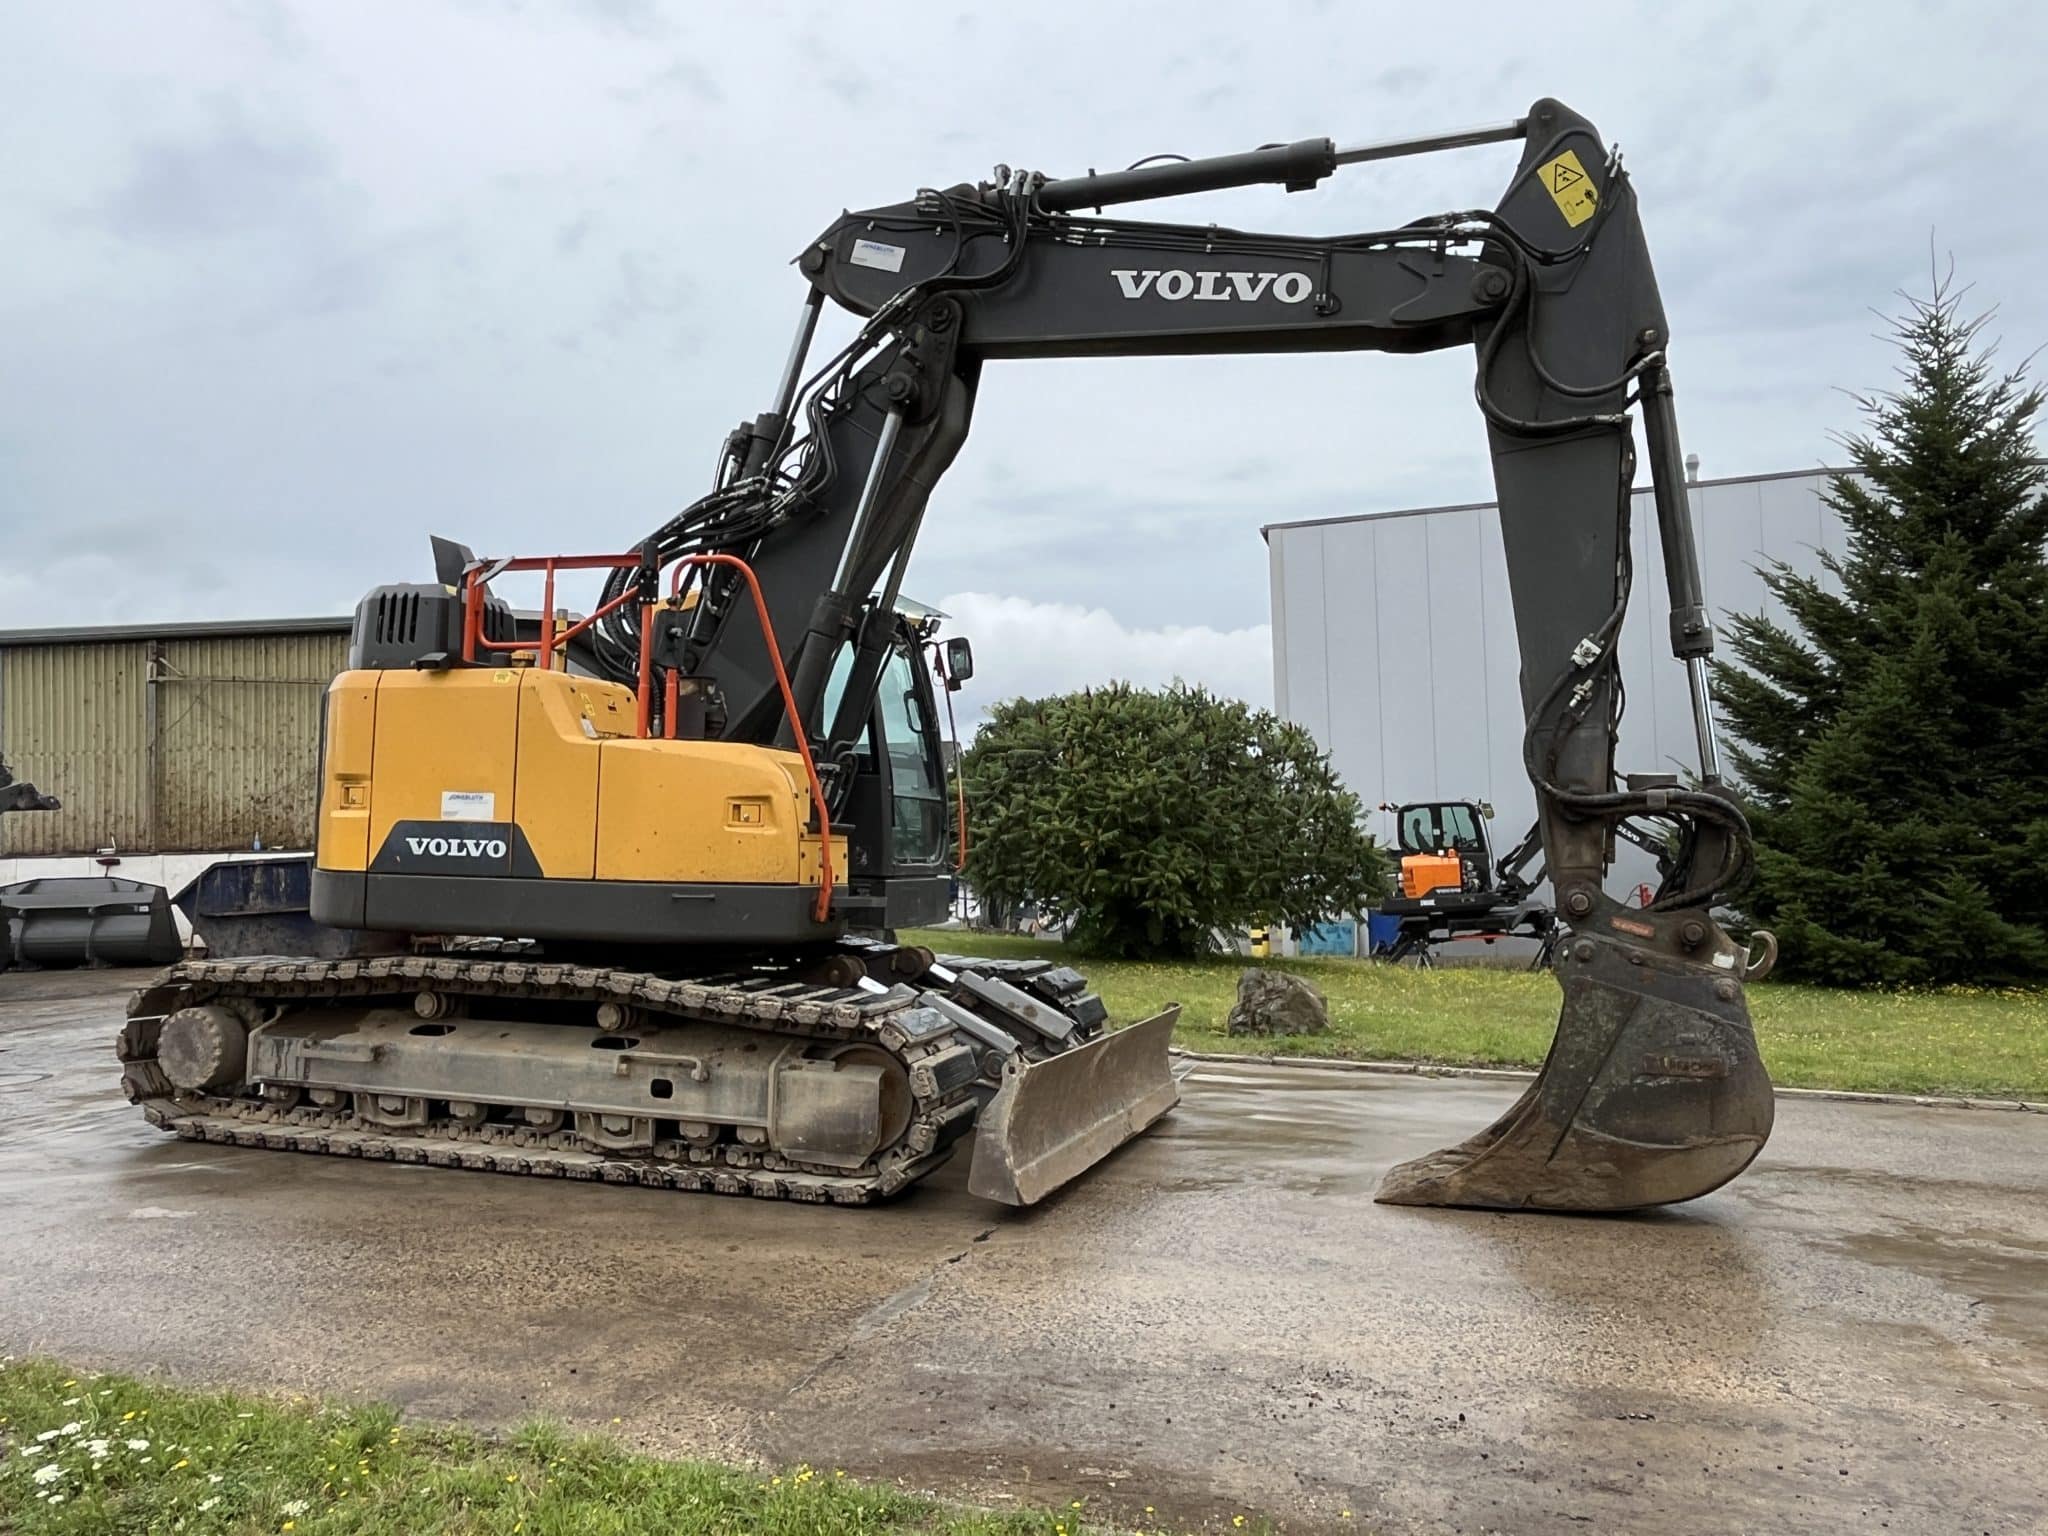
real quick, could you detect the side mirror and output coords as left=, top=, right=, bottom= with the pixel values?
left=943, top=636, right=974, bottom=690
left=1479, top=801, right=1495, bottom=820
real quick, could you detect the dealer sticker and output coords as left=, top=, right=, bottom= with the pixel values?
left=441, top=790, right=496, bottom=822
left=850, top=238, right=906, bottom=273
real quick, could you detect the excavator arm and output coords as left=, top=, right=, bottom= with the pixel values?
left=593, top=98, right=1774, bottom=1212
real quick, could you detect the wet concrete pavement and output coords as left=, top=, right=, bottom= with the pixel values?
left=2, top=968, right=2044, bottom=1534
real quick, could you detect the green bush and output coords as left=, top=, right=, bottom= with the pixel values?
left=962, top=683, right=1386, bottom=958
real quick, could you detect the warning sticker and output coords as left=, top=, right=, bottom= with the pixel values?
left=1537, top=148, right=1600, bottom=229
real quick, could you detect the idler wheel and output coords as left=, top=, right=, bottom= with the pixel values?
left=157, top=1005, right=250, bottom=1093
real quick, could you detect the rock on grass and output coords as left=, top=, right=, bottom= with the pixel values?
left=1225, top=968, right=1329, bottom=1037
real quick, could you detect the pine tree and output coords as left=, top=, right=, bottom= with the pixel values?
left=1714, top=272, right=2048, bottom=985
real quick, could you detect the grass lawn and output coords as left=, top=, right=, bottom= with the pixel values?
left=903, top=929, right=2048, bottom=1101
left=0, top=1359, right=1246, bottom=1536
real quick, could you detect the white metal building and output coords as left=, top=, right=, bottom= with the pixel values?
left=1265, top=468, right=1847, bottom=895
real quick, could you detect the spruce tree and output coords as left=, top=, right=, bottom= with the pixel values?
left=1714, top=273, right=2048, bottom=985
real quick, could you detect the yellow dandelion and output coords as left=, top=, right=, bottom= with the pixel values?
left=283, top=1525, right=296, bottom=1533
left=172, top=1459, right=190, bottom=1470
left=62, top=1380, right=77, bottom=1388
left=1234, top=1518, right=1247, bottom=1529
left=122, top=1412, right=137, bottom=1423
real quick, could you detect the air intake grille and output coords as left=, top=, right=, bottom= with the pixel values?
left=373, top=589, right=423, bottom=647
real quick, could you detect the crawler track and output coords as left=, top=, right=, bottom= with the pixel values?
left=117, top=948, right=1106, bottom=1205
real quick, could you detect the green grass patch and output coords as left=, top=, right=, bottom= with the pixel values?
left=0, top=1358, right=1262, bottom=1536
left=904, top=929, right=2048, bottom=1100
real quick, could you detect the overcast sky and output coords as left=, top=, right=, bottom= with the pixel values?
left=6, top=1, right=2045, bottom=725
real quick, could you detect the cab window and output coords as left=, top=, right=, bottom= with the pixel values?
left=1439, top=803, right=1482, bottom=850
left=821, top=644, right=857, bottom=747
left=1401, top=805, right=1440, bottom=852
left=876, top=646, right=944, bottom=865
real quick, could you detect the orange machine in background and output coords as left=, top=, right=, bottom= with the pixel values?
left=1400, top=852, right=1465, bottom=899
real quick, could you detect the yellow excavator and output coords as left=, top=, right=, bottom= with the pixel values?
left=117, top=98, right=1775, bottom=1212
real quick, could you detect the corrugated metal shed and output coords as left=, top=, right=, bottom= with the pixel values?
left=1265, top=468, right=1847, bottom=891
left=0, top=618, right=351, bottom=856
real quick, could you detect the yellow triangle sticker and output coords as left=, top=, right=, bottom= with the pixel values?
left=1537, top=148, right=1600, bottom=229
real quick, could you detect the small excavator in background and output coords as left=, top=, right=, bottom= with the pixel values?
left=1376, top=799, right=1558, bottom=966
left=116, top=96, right=1777, bottom=1213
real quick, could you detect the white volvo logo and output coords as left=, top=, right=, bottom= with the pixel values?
left=405, top=835, right=507, bottom=858
left=1111, top=269, right=1314, bottom=304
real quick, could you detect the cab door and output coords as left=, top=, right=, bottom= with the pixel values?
left=818, top=627, right=952, bottom=928
left=874, top=641, right=947, bottom=871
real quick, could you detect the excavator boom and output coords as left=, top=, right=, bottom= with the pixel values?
left=628, top=97, right=1773, bottom=1211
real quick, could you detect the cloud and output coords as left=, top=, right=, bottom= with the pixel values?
left=2, top=0, right=2046, bottom=690
left=97, top=105, right=337, bottom=243
left=934, top=591, right=1273, bottom=733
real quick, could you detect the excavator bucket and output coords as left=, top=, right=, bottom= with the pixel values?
left=1375, top=937, right=1773, bottom=1211
left=968, top=1007, right=1181, bottom=1206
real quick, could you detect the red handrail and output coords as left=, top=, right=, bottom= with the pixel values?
left=666, top=554, right=835, bottom=922
left=458, top=550, right=838, bottom=923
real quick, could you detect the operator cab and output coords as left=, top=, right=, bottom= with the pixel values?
left=1395, top=800, right=1494, bottom=892
left=1386, top=799, right=1497, bottom=898
left=822, top=598, right=969, bottom=932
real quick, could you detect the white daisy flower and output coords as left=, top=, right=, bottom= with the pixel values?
left=126, top=1438, right=150, bottom=1451
left=281, top=1498, right=310, bottom=1515
left=32, top=1463, right=63, bottom=1485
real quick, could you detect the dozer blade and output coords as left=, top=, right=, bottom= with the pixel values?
left=969, top=1006, right=1181, bottom=1206
left=1375, top=934, right=1773, bottom=1212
